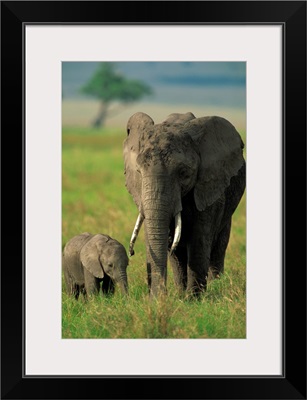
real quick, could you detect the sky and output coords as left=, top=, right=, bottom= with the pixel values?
left=62, top=62, right=246, bottom=109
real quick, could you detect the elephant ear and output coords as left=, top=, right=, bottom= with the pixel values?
left=123, top=112, right=154, bottom=209
left=183, top=116, right=245, bottom=211
left=80, top=235, right=105, bottom=279
left=162, top=112, right=196, bottom=126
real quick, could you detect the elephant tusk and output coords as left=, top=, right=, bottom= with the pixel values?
left=129, top=213, right=144, bottom=256
left=170, top=212, right=182, bottom=255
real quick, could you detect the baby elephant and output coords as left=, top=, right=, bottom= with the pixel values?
left=63, top=232, right=129, bottom=299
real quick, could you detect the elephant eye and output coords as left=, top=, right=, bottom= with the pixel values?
left=179, top=166, right=190, bottom=181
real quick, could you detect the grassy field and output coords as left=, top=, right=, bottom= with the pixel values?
left=62, top=126, right=246, bottom=339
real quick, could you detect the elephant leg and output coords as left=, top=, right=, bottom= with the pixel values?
left=187, top=241, right=210, bottom=297
left=84, top=268, right=100, bottom=295
left=186, top=208, right=217, bottom=297
left=101, top=276, right=115, bottom=295
left=79, top=284, right=86, bottom=298
left=63, top=267, right=72, bottom=294
left=64, top=267, right=80, bottom=299
left=73, top=284, right=81, bottom=300
left=169, top=246, right=187, bottom=293
left=70, top=282, right=80, bottom=300
left=146, top=262, right=152, bottom=293
left=209, top=220, right=232, bottom=279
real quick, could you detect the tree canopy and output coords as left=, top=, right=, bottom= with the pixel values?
left=81, top=63, right=152, bottom=127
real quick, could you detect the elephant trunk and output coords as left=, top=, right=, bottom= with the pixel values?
left=144, top=213, right=170, bottom=297
left=142, top=174, right=177, bottom=297
left=130, top=212, right=181, bottom=258
left=115, top=272, right=128, bottom=295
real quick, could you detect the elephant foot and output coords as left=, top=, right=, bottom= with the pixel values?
left=186, top=279, right=207, bottom=300
left=208, top=265, right=222, bottom=281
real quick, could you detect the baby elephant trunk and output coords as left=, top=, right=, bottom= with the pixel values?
left=114, top=270, right=128, bottom=295
left=118, top=278, right=128, bottom=295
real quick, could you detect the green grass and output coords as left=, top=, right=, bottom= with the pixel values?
left=62, top=126, right=246, bottom=339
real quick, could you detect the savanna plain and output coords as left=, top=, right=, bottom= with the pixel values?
left=62, top=124, right=246, bottom=339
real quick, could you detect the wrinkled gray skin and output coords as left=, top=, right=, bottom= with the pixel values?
left=63, top=233, right=129, bottom=299
left=123, top=112, right=246, bottom=298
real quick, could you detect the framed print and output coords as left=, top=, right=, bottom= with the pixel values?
left=1, top=1, right=306, bottom=399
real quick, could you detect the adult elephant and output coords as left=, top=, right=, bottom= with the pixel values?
left=123, top=112, right=246, bottom=298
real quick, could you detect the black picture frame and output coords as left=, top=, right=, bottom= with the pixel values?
left=1, top=1, right=306, bottom=399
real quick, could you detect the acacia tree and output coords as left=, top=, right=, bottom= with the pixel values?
left=81, top=63, right=152, bottom=128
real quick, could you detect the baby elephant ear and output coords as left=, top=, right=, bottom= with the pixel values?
left=80, top=237, right=104, bottom=279
left=184, top=116, right=245, bottom=211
